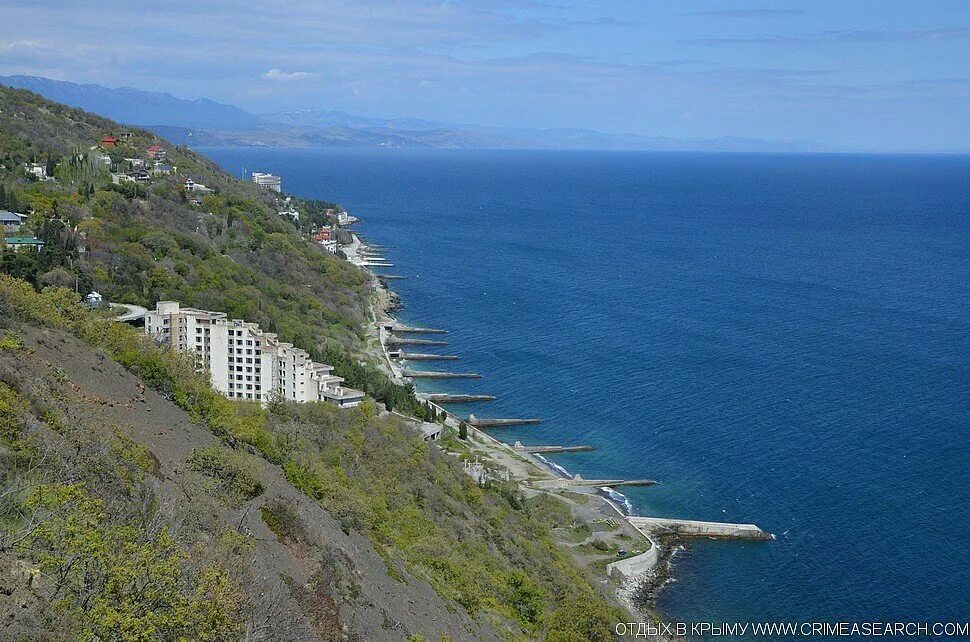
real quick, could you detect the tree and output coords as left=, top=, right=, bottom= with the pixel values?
left=458, top=422, right=468, bottom=440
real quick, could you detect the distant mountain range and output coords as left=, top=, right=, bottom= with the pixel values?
left=0, top=75, right=826, bottom=152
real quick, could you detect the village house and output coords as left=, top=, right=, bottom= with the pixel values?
left=312, top=227, right=338, bottom=254
left=144, top=301, right=364, bottom=408
left=146, top=145, right=166, bottom=160
left=278, top=197, right=300, bottom=222
left=0, top=210, right=26, bottom=233
left=24, top=163, right=48, bottom=180
left=84, top=291, right=104, bottom=308
left=184, top=178, right=212, bottom=194
left=2, top=236, right=44, bottom=252
left=100, top=135, right=119, bottom=148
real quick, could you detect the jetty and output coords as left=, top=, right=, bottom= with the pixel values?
left=468, top=416, right=541, bottom=428
left=375, top=274, right=407, bottom=280
left=385, top=336, right=449, bottom=346
left=425, top=394, right=496, bottom=403
left=628, top=517, right=773, bottom=541
left=397, top=352, right=460, bottom=361
left=391, top=324, right=448, bottom=334
left=361, top=261, right=395, bottom=268
left=404, top=370, right=482, bottom=379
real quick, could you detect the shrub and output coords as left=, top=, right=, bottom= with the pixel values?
left=187, top=445, right=263, bottom=502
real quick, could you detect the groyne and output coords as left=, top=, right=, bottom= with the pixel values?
left=628, top=517, right=773, bottom=541
left=468, top=417, right=541, bottom=428
left=424, top=394, right=496, bottom=403
left=404, top=369, right=482, bottom=379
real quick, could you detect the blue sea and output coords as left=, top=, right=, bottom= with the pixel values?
left=200, top=148, right=970, bottom=634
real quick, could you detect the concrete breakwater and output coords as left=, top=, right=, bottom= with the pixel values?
left=397, top=352, right=460, bottom=361
left=403, top=369, right=482, bottom=379
left=424, top=394, right=497, bottom=403
left=628, top=517, right=774, bottom=541
left=385, top=336, right=449, bottom=346
left=468, top=416, right=541, bottom=427
left=516, top=444, right=595, bottom=453
left=390, top=324, right=448, bottom=334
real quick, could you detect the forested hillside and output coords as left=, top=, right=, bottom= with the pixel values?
left=0, top=85, right=427, bottom=416
left=0, top=87, right=625, bottom=640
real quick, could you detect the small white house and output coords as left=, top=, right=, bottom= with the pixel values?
left=85, top=291, right=104, bottom=308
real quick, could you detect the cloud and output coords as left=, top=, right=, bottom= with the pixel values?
left=685, top=9, right=805, bottom=18
left=261, top=69, right=313, bottom=82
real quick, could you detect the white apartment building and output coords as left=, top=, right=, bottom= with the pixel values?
left=145, top=301, right=364, bottom=407
left=252, top=172, right=282, bottom=192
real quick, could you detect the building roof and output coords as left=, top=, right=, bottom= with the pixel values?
left=147, top=145, right=163, bottom=151
left=101, top=135, right=118, bottom=142
left=4, top=236, right=44, bottom=245
left=0, top=210, right=26, bottom=223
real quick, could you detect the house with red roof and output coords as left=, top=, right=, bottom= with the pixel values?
left=100, top=135, right=119, bottom=148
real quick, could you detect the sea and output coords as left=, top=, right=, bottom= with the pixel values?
left=199, top=147, right=970, bottom=636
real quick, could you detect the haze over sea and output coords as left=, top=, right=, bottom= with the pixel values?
left=201, top=147, right=970, bottom=633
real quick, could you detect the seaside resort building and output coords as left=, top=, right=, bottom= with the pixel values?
left=145, top=301, right=363, bottom=408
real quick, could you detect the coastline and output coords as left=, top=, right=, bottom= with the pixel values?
left=345, top=231, right=663, bottom=618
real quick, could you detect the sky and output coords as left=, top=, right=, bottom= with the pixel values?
left=1, top=0, right=969, bottom=151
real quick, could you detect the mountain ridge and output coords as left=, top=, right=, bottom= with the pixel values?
left=1, top=74, right=826, bottom=152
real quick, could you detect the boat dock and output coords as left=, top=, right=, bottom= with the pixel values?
left=627, top=517, right=773, bottom=541
left=424, top=394, right=496, bottom=403
left=375, top=274, right=407, bottom=280
left=404, top=370, right=482, bottom=379
left=397, top=352, right=460, bottom=361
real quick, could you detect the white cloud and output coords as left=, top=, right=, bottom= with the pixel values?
left=261, top=68, right=313, bottom=82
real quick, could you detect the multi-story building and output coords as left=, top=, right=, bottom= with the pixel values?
left=251, top=172, right=282, bottom=192
left=145, top=301, right=363, bottom=407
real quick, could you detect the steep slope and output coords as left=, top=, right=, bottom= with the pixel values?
left=0, top=89, right=627, bottom=640
left=0, top=300, right=501, bottom=640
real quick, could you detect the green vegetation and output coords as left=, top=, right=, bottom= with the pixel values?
left=188, top=445, right=264, bottom=503
left=0, top=85, right=630, bottom=639
left=0, top=277, right=623, bottom=639
left=0, top=84, right=431, bottom=417
left=0, top=370, right=245, bottom=641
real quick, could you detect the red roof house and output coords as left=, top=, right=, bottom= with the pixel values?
left=146, top=145, right=166, bottom=159
left=100, top=135, right=119, bottom=148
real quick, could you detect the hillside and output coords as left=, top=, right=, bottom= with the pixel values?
left=0, top=87, right=627, bottom=640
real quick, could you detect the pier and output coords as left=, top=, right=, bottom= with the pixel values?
left=403, top=369, right=482, bottom=379
left=468, top=416, right=542, bottom=428
left=424, top=394, right=496, bottom=403
left=385, top=336, right=449, bottom=346
left=397, top=352, right=460, bottom=361
left=627, top=517, right=773, bottom=541
left=375, top=274, right=407, bottom=280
